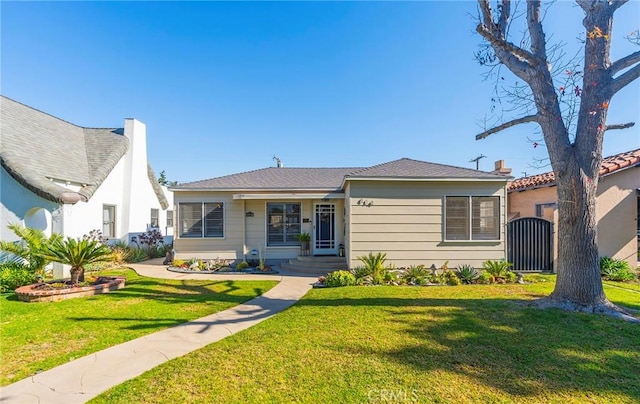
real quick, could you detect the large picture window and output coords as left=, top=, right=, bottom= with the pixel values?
left=445, top=196, right=499, bottom=241
left=267, top=203, right=301, bottom=246
left=179, top=203, right=224, bottom=238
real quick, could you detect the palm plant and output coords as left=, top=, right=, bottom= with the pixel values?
left=482, top=259, right=513, bottom=282
left=357, top=252, right=388, bottom=285
left=0, top=224, right=62, bottom=276
left=41, top=238, right=114, bottom=284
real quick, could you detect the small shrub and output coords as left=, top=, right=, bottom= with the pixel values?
left=404, top=265, right=429, bottom=284
left=358, top=252, right=387, bottom=272
left=236, top=261, right=250, bottom=270
left=172, top=259, right=186, bottom=268
left=477, top=271, right=493, bottom=284
left=600, top=256, right=635, bottom=281
left=325, top=270, right=356, bottom=287
left=351, top=266, right=372, bottom=281
left=455, top=265, right=480, bottom=284
left=129, top=248, right=149, bottom=263
left=0, top=262, right=35, bottom=292
left=504, top=271, right=517, bottom=283
left=445, top=271, right=461, bottom=286
left=482, top=259, right=513, bottom=282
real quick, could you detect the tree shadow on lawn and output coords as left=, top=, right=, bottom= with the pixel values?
left=296, top=296, right=640, bottom=401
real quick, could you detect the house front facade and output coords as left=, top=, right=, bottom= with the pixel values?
left=172, top=159, right=511, bottom=269
left=0, top=96, right=174, bottom=254
left=508, top=148, right=640, bottom=268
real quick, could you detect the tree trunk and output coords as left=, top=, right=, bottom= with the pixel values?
left=549, top=155, right=607, bottom=307
left=70, top=267, right=82, bottom=284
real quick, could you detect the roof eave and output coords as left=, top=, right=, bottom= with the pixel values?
left=171, top=187, right=344, bottom=193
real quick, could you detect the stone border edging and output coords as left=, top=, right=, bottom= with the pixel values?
left=166, top=266, right=279, bottom=275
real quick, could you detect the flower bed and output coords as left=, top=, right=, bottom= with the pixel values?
left=15, top=276, right=126, bottom=302
left=167, top=266, right=278, bottom=275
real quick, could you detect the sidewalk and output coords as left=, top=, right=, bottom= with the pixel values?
left=0, top=261, right=315, bottom=404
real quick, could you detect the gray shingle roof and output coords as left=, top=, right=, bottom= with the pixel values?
left=176, top=158, right=509, bottom=191
left=177, top=167, right=362, bottom=191
left=347, top=158, right=509, bottom=179
left=1, top=96, right=167, bottom=207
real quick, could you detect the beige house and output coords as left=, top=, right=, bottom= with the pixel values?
left=508, top=148, right=640, bottom=268
left=171, top=158, right=511, bottom=270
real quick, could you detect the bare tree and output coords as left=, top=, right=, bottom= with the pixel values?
left=475, top=0, right=639, bottom=321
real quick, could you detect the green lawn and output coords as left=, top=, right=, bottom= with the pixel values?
left=94, top=281, right=640, bottom=404
left=0, top=268, right=277, bottom=386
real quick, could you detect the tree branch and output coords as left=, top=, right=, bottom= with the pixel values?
left=475, top=114, right=539, bottom=140
left=611, top=63, right=640, bottom=95
left=605, top=122, right=635, bottom=131
left=612, top=0, right=629, bottom=11
left=527, top=1, right=546, bottom=59
left=610, top=50, right=640, bottom=74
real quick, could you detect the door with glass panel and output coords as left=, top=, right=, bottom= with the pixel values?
left=313, top=203, right=337, bottom=255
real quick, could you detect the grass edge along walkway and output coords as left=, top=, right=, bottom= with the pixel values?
left=0, top=274, right=313, bottom=404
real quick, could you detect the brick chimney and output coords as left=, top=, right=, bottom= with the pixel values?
left=492, top=160, right=512, bottom=176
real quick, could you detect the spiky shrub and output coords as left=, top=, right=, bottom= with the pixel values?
left=455, top=265, right=480, bottom=284
left=325, top=270, right=356, bottom=287
left=357, top=252, right=388, bottom=285
left=40, top=238, right=114, bottom=284
left=404, top=264, right=429, bottom=284
left=0, top=224, right=62, bottom=276
left=600, top=257, right=635, bottom=282
left=482, top=259, right=513, bottom=282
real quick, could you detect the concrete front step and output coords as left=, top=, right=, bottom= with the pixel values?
left=281, top=257, right=349, bottom=274
left=296, top=256, right=347, bottom=263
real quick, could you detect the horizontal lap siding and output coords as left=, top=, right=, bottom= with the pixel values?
left=173, top=192, right=244, bottom=259
left=347, top=181, right=507, bottom=269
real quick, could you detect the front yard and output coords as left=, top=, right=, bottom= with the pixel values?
left=0, top=268, right=277, bottom=386
left=93, top=279, right=639, bottom=403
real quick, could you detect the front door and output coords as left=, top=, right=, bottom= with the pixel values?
left=313, top=203, right=337, bottom=255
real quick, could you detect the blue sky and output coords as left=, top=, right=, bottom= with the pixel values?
left=2, top=1, right=638, bottom=183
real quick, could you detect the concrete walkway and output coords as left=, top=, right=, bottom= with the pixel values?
left=0, top=260, right=316, bottom=403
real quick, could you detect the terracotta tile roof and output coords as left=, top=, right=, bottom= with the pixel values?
left=508, top=148, right=640, bottom=192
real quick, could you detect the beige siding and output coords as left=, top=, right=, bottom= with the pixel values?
left=507, top=166, right=639, bottom=268
left=173, top=191, right=244, bottom=259
left=174, top=192, right=346, bottom=262
left=347, top=180, right=508, bottom=268
left=596, top=167, right=638, bottom=267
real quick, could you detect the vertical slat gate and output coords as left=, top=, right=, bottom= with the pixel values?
left=507, top=217, right=553, bottom=272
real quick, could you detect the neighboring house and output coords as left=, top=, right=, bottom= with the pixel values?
left=171, top=158, right=512, bottom=269
left=508, top=148, right=640, bottom=268
left=0, top=96, right=174, bottom=253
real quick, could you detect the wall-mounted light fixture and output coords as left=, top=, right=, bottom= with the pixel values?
left=245, top=211, right=254, bottom=217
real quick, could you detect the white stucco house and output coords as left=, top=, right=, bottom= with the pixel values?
left=0, top=96, right=174, bottom=253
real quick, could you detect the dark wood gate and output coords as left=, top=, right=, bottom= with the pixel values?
left=507, top=217, right=553, bottom=272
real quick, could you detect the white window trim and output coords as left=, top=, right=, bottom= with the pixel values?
left=443, top=196, right=501, bottom=242
left=177, top=202, right=225, bottom=239
left=265, top=202, right=302, bottom=247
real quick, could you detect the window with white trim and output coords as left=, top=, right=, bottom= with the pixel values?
left=103, top=205, right=116, bottom=239
left=267, top=203, right=301, bottom=246
left=150, top=209, right=159, bottom=228
left=445, top=196, right=499, bottom=241
left=179, top=203, right=224, bottom=238
left=166, top=210, right=173, bottom=227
